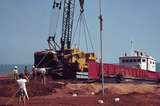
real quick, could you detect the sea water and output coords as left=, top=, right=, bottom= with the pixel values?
left=0, top=64, right=32, bottom=75
left=0, top=63, right=159, bottom=75
left=157, top=63, right=160, bottom=71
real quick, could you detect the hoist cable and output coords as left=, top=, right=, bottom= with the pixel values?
left=54, top=3, right=61, bottom=36
left=83, top=14, right=95, bottom=52
left=77, top=13, right=83, bottom=48
left=71, top=13, right=82, bottom=47
left=82, top=14, right=89, bottom=51
left=48, top=0, right=62, bottom=37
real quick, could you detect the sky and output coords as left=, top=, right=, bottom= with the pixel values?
left=0, top=0, right=160, bottom=64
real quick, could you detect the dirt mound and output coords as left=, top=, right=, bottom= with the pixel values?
left=0, top=76, right=160, bottom=106
left=28, top=78, right=67, bottom=97
left=0, top=79, right=17, bottom=97
left=105, top=83, right=160, bottom=94
left=0, top=76, right=66, bottom=97
left=63, top=83, right=96, bottom=95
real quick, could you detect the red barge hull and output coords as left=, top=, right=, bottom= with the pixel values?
left=88, top=61, right=160, bottom=81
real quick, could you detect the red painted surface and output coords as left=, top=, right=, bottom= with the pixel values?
left=88, top=61, right=160, bottom=80
left=88, top=61, right=99, bottom=79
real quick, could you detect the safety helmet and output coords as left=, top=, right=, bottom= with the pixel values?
left=14, top=66, right=18, bottom=69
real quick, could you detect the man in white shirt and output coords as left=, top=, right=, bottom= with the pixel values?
left=37, top=68, right=46, bottom=87
left=32, top=65, right=37, bottom=80
left=13, top=66, right=19, bottom=80
left=17, top=73, right=29, bottom=105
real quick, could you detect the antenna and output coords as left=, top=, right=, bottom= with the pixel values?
left=131, top=40, right=134, bottom=55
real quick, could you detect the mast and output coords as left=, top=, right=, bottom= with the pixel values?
left=99, top=0, right=104, bottom=96
left=131, top=40, right=134, bottom=55
left=61, top=0, right=75, bottom=50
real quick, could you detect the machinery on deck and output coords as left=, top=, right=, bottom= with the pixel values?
left=34, top=0, right=96, bottom=79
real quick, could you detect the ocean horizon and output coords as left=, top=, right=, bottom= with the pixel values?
left=0, top=64, right=33, bottom=75
left=0, top=63, right=160, bottom=75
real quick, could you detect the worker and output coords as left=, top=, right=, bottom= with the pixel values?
left=13, top=66, right=19, bottom=80
left=38, top=68, right=46, bottom=87
left=32, top=65, right=37, bottom=80
left=16, top=73, right=29, bottom=106
left=24, top=66, right=30, bottom=80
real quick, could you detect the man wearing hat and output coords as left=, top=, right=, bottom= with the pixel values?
left=13, top=66, right=19, bottom=80
left=32, top=65, right=37, bottom=80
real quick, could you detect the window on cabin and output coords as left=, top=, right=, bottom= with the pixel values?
left=142, top=59, right=145, bottom=62
left=122, top=60, right=125, bottom=63
left=129, top=59, right=133, bottom=62
left=133, top=59, right=136, bottom=62
left=126, top=60, right=128, bottom=62
left=138, top=59, right=141, bottom=62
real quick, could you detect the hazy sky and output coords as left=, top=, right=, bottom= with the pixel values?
left=0, top=0, right=160, bottom=64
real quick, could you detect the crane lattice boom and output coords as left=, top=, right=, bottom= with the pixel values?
left=61, top=0, right=75, bottom=50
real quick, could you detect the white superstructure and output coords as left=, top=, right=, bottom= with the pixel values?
left=119, top=50, right=156, bottom=72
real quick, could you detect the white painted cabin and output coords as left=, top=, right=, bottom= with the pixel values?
left=119, top=50, right=156, bottom=72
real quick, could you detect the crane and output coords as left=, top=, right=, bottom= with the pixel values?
left=34, top=0, right=96, bottom=79
left=47, top=0, right=75, bottom=51
left=61, top=0, right=75, bottom=50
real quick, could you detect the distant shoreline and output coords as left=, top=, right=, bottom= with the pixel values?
left=0, top=64, right=33, bottom=75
